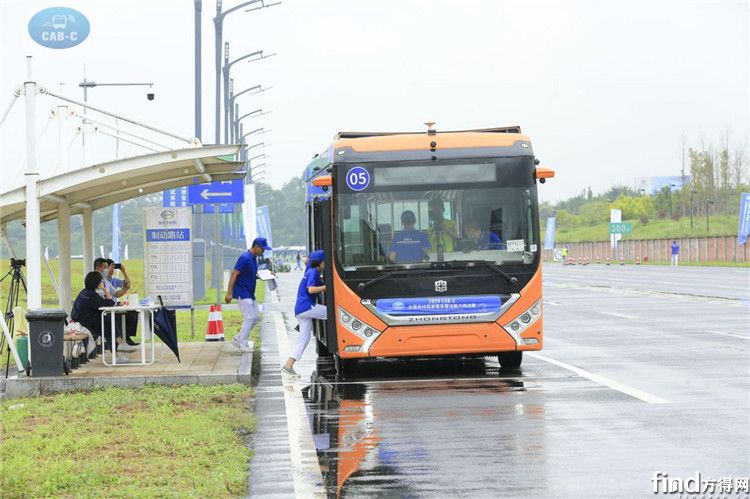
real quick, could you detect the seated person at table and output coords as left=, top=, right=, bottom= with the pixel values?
left=95, top=258, right=139, bottom=350
left=71, top=271, right=117, bottom=352
left=389, top=210, right=431, bottom=263
left=464, top=218, right=503, bottom=250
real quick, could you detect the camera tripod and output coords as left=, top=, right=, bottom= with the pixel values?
left=0, top=259, right=27, bottom=378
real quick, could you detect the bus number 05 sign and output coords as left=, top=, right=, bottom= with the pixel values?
left=143, top=207, right=193, bottom=307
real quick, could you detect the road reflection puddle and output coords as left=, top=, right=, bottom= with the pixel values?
left=302, top=357, right=546, bottom=498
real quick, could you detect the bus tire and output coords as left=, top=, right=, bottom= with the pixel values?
left=498, top=351, right=523, bottom=369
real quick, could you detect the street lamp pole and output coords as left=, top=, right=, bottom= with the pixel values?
left=194, top=0, right=202, bottom=141
left=222, top=44, right=275, bottom=143
left=213, top=0, right=279, bottom=144
left=706, top=200, right=713, bottom=233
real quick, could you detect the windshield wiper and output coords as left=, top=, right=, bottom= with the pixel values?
left=357, top=270, right=404, bottom=291
left=356, top=267, right=444, bottom=291
left=484, top=262, right=519, bottom=286
left=441, top=260, right=519, bottom=287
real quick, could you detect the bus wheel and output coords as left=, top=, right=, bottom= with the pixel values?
left=498, top=351, right=523, bottom=369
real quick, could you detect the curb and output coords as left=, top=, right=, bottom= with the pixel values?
left=3, top=343, right=254, bottom=399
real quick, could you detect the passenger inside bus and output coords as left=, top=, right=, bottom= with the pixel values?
left=388, top=210, right=431, bottom=263
left=427, top=198, right=459, bottom=253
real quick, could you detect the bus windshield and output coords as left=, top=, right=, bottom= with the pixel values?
left=334, top=157, right=539, bottom=272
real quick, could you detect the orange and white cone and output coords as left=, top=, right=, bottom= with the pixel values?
left=635, top=256, right=641, bottom=265
left=205, top=304, right=226, bottom=342
left=606, top=257, right=611, bottom=265
left=620, top=255, right=625, bottom=265
left=596, top=256, right=600, bottom=264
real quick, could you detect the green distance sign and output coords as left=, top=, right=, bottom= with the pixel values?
left=609, top=222, right=633, bottom=234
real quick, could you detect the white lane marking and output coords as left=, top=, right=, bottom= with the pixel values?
left=272, top=311, right=326, bottom=498
left=597, top=311, right=639, bottom=319
left=543, top=300, right=561, bottom=306
left=527, top=352, right=670, bottom=404
left=705, top=330, right=750, bottom=340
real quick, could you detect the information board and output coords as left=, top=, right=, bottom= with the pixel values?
left=143, top=207, right=193, bottom=307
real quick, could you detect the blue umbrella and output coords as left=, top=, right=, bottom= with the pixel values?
left=153, top=296, right=180, bottom=362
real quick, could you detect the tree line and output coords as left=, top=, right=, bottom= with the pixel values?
left=541, top=134, right=748, bottom=229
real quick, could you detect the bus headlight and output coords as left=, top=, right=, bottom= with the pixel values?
left=338, top=307, right=383, bottom=352
left=502, top=300, right=542, bottom=345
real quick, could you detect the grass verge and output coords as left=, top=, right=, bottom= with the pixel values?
left=0, top=384, right=255, bottom=497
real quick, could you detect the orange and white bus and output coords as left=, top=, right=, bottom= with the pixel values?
left=304, top=125, right=554, bottom=374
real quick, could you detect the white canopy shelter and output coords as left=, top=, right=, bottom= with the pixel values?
left=0, top=145, right=244, bottom=314
left=0, top=57, right=247, bottom=312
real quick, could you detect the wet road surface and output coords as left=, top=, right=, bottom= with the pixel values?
left=270, top=265, right=749, bottom=498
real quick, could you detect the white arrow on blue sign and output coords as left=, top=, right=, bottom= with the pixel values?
left=188, top=180, right=244, bottom=205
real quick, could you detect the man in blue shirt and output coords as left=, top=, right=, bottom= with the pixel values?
left=389, top=210, right=431, bottom=263
left=225, top=237, right=272, bottom=351
left=464, top=219, right=503, bottom=250
left=671, top=240, right=680, bottom=267
left=282, top=250, right=327, bottom=378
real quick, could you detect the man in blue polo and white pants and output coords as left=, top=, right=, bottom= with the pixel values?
left=282, top=250, right=327, bottom=378
left=225, top=237, right=272, bottom=352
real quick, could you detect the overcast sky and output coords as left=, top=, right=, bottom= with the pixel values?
left=1, top=0, right=748, bottom=203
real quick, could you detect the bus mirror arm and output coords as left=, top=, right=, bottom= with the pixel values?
left=535, top=167, right=555, bottom=183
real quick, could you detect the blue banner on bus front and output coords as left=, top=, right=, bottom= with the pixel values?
left=375, top=296, right=502, bottom=316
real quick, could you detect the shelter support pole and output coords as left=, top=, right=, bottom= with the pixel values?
left=24, top=56, right=42, bottom=310
left=82, top=208, right=94, bottom=274
left=57, top=203, right=72, bottom=313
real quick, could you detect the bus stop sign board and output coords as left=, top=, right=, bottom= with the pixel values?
left=188, top=180, right=244, bottom=205
left=609, top=222, right=633, bottom=234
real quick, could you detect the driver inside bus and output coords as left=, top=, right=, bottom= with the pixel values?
left=389, top=210, right=431, bottom=263
left=427, top=198, right=459, bottom=253
left=464, top=218, right=503, bottom=250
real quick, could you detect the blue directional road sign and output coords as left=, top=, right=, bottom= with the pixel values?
left=188, top=180, right=244, bottom=205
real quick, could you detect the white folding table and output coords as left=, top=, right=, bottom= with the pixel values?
left=99, top=304, right=161, bottom=366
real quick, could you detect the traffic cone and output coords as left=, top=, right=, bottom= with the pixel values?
left=205, top=305, right=225, bottom=342
left=636, top=256, right=641, bottom=265
left=596, top=256, right=600, bottom=264
left=619, top=255, right=625, bottom=265
left=215, top=305, right=225, bottom=339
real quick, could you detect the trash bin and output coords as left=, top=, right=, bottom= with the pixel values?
left=26, top=309, right=67, bottom=377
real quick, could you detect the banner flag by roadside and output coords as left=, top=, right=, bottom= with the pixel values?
left=256, top=205, right=273, bottom=248
left=739, top=192, right=750, bottom=245
left=111, top=203, right=121, bottom=262
left=544, top=217, right=556, bottom=250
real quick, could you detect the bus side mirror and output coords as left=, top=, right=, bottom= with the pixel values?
left=535, top=167, right=555, bottom=184
left=312, top=175, right=332, bottom=187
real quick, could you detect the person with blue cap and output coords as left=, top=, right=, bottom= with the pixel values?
left=282, top=249, right=327, bottom=378
left=225, top=237, right=272, bottom=351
